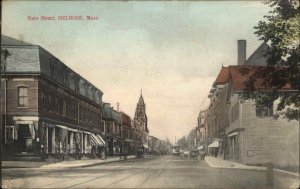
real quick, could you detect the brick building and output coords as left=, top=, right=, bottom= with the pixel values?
left=1, top=35, right=105, bottom=160
left=207, top=66, right=231, bottom=156
left=120, top=111, right=135, bottom=155
left=196, top=109, right=208, bottom=150
left=148, top=135, right=159, bottom=155
left=102, top=103, right=122, bottom=156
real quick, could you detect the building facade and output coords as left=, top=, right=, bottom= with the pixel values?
left=102, top=103, right=122, bottom=156
left=196, top=109, right=208, bottom=150
left=225, top=66, right=299, bottom=168
left=1, top=36, right=105, bottom=160
left=148, top=135, right=159, bottom=155
left=207, top=67, right=231, bottom=157
left=121, top=111, right=135, bottom=155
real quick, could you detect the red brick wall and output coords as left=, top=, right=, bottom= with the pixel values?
left=2, top=77, right=38, bottom=119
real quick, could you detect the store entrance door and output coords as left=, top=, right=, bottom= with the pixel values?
left=17, top=124, right=33, bottom=153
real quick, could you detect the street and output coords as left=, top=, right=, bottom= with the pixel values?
left=2, top=156, right=273, bottom=188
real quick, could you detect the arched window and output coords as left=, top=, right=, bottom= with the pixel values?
left=18, top=87, right=28, bottom=107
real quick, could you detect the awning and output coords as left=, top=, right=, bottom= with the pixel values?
left=208, top=141, right=219, bottom=148
left=228, top=132, right=238, bottom=137
left=124, top=139, right=134, bottom=143
left=91, top=134, right=105, bottom=146
left=96, top=134, right=106, bottom=145
left=56, top=125, right=80, bottom=133
left=197, top=146, right=204, bottom=150
left=143, top=144, right=149, bottom=149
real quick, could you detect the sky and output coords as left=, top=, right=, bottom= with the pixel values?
left=2, top=0, right=270, bottom=142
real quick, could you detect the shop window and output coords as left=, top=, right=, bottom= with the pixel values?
left=18, top=87, right=28, bottom=107
left=87, top=135, right=90, bottom=146
left=6, top=126, right=14, bottom=140
left=256, top=103, right=273, bottom=117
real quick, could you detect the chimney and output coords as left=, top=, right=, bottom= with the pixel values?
left=237, top=40, right=246, bottom=65
left=116, top=102, right=119, bottom=111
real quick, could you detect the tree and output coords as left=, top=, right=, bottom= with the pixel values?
left=187, top=129, right=197, bottom=150
left=242, top=0, right=300, bottom=120
left=177, top=136, right=188, bottom=150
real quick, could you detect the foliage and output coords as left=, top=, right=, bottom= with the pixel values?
left=242, top=0, right=300, bottom=120
left=177, top=129, right=197, bottom=150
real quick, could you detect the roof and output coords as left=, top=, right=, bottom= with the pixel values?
left=1, top=35, right=34, bottom=46
left=1, top=35, right=103, bottom=104
left=112, top=110, right=121, bottom=124
left=121, top=112, right=132, bottom=127
left=215, top=67, right=229, bottom=85
left=228, top=66, right=294, bottom=92
left=244, top=42, right=269, bottom=66
left=138, top=94, right=145, bottom=105
left=102, top=103, right=113, bottom=120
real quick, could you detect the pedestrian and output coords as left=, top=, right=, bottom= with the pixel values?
left=214, top=148, right=218, bottom=158
left=202, top=151, right=206, bottom=160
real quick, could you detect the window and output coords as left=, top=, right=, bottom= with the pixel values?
left=231, top=103, right=239, bottom=123
left=256, top=103, right=273, bottom=117
left=18, top=87, right=28, bottom=107
left=62, top=100, right=67, bottom=116
left=6, top=126, right=14, bottom=140
left=48, top=94, right=52, bottom=111
left=40, top=89, right=45, bottom=108
left=54, top=96, right=58, bottom=113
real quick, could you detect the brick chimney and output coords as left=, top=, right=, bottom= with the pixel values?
left=237, top=40, right=246, bottom=65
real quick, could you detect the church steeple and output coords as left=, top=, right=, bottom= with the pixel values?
left=134, top=90, right=148, bottom=133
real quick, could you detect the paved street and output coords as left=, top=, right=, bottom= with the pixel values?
left=2, top=155, right=285, bottom=189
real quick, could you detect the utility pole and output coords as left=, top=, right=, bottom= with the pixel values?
left=1, top=49, right=10, bottom=144
left=1, top=48, right=10, bottom=188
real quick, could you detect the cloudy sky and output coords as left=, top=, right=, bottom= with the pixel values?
left=2, top=1, right=270, bottom=142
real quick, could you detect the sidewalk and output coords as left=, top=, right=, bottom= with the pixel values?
left=205, top=156, right=299, bottom=177
left=2, top=155, right=136, bottom=169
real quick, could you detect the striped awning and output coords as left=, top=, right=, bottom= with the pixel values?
left=91, top=134, right=105, bottom=146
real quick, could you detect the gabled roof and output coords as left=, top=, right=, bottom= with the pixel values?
left=244, top=42, right=269, bottom=66
left=228, top=66, right=294, bottom=92
left=215, top=67, right=229, bottom=85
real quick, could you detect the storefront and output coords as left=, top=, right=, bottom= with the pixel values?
left=227, top=132, right=239, bottom=160
left=5, top=116, right=106, bottom=160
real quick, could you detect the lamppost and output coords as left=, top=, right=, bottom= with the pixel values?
left=1, top=48, right=10, bottom=145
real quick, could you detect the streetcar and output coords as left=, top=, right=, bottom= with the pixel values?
left=172, top=144, right=180, bottom=156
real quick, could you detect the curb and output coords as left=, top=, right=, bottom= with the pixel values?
left=2, top=156, right=138, bottom=170
left=78, top=157, right=138, bottom=168
left=274, top=168, right=300, bottom=177
left=205, top=158, right=299, bottom=177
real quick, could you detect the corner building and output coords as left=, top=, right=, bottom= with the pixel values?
left=1, top=36, right=105, bottom=160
